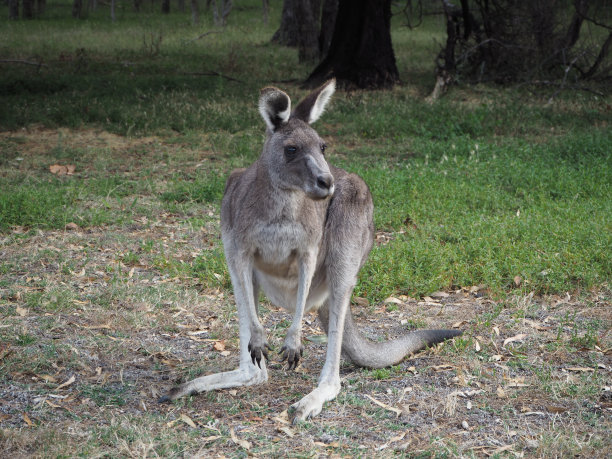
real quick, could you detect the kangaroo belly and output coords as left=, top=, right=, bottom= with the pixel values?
left=254, top=267, right=329, bottom=314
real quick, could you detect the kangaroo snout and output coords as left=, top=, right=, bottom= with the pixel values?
left=316, top=173, right=334, bottom=192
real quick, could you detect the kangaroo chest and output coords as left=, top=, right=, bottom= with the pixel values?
left=251, top=219, right=315, bottom=277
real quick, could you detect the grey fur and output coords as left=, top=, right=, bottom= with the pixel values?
left=160, top=80, right=461, bottom=422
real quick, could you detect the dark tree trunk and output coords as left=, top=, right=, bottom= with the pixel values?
left=262, top=0, right=269, bottom=24
left=319, top=0, right=338, bottom=57
left=191, top=0, right=200, bottom=24
left=297, top=0, right=321, bottom=63
left=37, top=0, right=46, bottom=15
left=8, top=0, right=19, bottom=19
left=72, top=0, right=83, bottom=18
left=162, top=0, right=170, bottom=14
left=134, top=0, right=143, bottom=12
left=178, top=0, right=185, bottom=12
left=305, top=0, right=399, bottom=89
left=272, top=0, right=300, bottom=46
left=23, top=0, right=34, bottom=18
left=111, top=0, right=116, bottom=21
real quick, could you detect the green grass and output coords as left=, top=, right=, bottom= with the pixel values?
left=0, top=0, right=610, bottom=302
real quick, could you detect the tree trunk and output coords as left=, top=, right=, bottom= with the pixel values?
left=72, top=0, right=83, bottom=18
left=178, top=0, right=185, bottom=13
left=272, top=0, right=300, bottom=46
left=8, top=0, right=19, bottom=19
left=162, top=0, right=170, bottom=14
left=191, top=0, right=200, bottom=24
left=37, top=0, right=46, bottom=15
left=111, top=0, right=116, bottom=21
left=23, top=0, right=34, bottom=18
left=297, top=0, right=320, bottom=63
left=305, top=0, right=399, bottom=89
left=319, top=0, right=338, bottom=58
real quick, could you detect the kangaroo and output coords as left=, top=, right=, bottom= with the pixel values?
left=160, top=80, right=461, bottom=422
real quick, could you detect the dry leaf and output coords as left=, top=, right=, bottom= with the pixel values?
left=273, top=410, right=290, bottom=425
left=566, top=366, right=594, bottom=372
left=503, top=333, right=527, bottom=346
left=389, top=431, right=407, bottom=443
left=431, top=291, right=449, bottom=298
left=65, top=222, right=79, bottom=231
left=496, top=386, right=506, bottom=398
left=353, top=296, right=369, bottom=307
left=547, top=405, right=568, bottom=413
left=278, top=426, right=295, bottom=438
left=474, top=339, right=481, bottom=352
left=201, top=435, right=221, bottom=443
left=384, top=296, right=402, bottom=304
left=513, top=275, right=522, bottom=287
left=16, top=306, right=28, bottom=317
left=180, top=413, right=197, bottom=428
left=212, top=340, right=226, bottom=351
left=23, top=412, right=34, bottom=427
left=56, top=375, right=76, bottom=390
left=432, top=364, right=454, bottom=372
left=37, top=374, right=57, bottom=383
left=365, top=394, right=402, bottom=417
left=220, top=350, right=231, bottom=357
left=230, top=428, right=251, bottom=450
left=452, top=320, right=467, bottom=328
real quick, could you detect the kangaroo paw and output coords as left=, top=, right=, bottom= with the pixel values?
left=289, top=382, right=340, bottom=424
left=279, top=344, right=304, bottom=370
left=248, top=340, right=271, bottom=368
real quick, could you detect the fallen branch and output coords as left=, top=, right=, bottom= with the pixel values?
left=0, top=59, right=48, bottom=68
left=184, top=30, right=224, bottom=45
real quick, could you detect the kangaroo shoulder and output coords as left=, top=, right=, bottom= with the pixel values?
left=331, top=166, right=372, bottom=206
left=224, top=168, right=247, bottom=195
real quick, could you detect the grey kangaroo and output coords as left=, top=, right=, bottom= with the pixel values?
left=160, top=80, right=461, bottom=422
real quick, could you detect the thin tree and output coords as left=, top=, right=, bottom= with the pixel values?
left=8, top=0, right=19, bottom=19
left=191, top=0, right=200, bottom=25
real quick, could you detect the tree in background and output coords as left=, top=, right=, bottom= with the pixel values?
left=305, top=0, right=399, bottom=89
left=431, top=0, right=612, bottom=98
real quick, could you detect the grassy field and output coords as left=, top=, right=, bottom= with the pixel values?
left=1, top=1, right=611, bottom=457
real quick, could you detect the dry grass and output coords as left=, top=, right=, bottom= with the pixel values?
left=1, top=129, right=611, bottom=457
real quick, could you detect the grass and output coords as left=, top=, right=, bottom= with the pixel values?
left=0, top=1, right=611, bottom=457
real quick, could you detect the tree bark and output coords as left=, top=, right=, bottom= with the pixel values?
left=272, top=0, right=300, bottom=46
left=37, top=0, right=46, bottom=15
left=319, top=0, right=338, bottom=58
left=8, top=0, right=19, bottom=19
left=191, top=0, right=200, bottom=25
left=23, top=0, right=34, bottom=18
left=305, top=0, right=399, bottom=89
left=162, top=0, right=170, bottom=14
left=297, top=0, right=320, bottom=63
left=72, top=0, right=83, bottom=18
left=262, top=0, right=269, bottom=25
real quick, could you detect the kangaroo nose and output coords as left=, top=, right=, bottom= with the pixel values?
left=317, top=174, right=334, bottom=191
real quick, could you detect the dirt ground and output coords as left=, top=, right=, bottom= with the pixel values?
left=1, top=129, right=611, bottom=457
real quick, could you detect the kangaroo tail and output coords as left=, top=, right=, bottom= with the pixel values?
left=318, top=303, right=462, bottom=369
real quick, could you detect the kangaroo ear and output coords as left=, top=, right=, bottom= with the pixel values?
left=292, top=79, right=336, bottom=124
left=259, top=87, right=291, bottom=132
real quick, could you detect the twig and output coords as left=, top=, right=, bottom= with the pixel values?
left=183, top=70, right=243, bottom=83
left=184, top=30, right=224, bottom=45
left=0, top=59, right=48, bottom=67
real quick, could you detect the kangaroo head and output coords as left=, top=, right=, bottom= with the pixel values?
left=258, top=80, right=336, bottom=200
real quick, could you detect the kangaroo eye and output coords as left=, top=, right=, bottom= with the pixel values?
left=284, top=146, right=298, bottom=159
left=321, top=144, right=327, bottom=154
